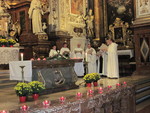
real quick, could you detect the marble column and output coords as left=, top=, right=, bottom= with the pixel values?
left=94, top=0, right=101, bottom=40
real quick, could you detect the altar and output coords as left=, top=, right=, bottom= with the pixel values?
left=0, top=47, right=19, bottom=64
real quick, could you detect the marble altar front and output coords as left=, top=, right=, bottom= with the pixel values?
left=0, top=47, right=19, bottom=64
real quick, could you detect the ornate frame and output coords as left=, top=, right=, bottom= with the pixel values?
left=109, top=18, right=129, bottom=43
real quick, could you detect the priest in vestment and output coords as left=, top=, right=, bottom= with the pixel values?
left=73, top=44, right=84, bottom=76
left=86, top=43, right=97, bottom=74
left=49, top=45, right=58, bottom=57
left=60, top=43, right=70, bottom=58
left=106, top=38, right=119, bottom=78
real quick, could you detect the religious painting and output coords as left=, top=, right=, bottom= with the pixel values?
left=136, top=0, right=150, bottom=18
left=71, top=0, right=84, bottom=15
left=114, top=27, right=123, bottom=40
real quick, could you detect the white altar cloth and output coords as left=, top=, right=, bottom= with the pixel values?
left=9, top=61, right=32, bottom=82
left=0, top=47, right=19, bottom=64
left=74, top=62, right=84, bottom=76
left=117, top=49, right=134, bottom=58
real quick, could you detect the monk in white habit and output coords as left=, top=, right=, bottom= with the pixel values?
left=28, top=0, right=44, bottom=34
left=49, top=45, right=58, bottom=57
left=73, top=44, right=84, bottom=76
left=85, top=43, right=97, bottom=74
left=106, top=38, right=119, bottom=78
left=60, top=43, right=70, bottom=58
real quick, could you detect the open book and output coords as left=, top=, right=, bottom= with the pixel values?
left=98, top=44, right=108, bottom=50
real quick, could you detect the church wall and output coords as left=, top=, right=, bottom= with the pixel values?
left=48, top=0, right=88, bottom=51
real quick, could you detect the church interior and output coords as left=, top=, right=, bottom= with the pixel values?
left=0, top=0, right=150, bottom=113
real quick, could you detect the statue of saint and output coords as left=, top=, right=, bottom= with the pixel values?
left=83, top=9, right=94, bottom=37
left=28, top=0, right=44, bottom=34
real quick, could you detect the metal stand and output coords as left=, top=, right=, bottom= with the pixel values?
left=20, top=66, right=25, bottom=82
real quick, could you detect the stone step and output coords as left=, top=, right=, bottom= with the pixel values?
left=0, top=82, right=17, bottom=89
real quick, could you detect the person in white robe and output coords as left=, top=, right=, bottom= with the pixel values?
left=28, top=0, right=44, bottom=34
left=106, top=38, right=119, bottom=78
left=60, top=43, right=70, bottom=58
left=97, top=43, right=108, bottom=76
left=85, top=43, right=97, bottom=74
left=73, top=44, right=84, bottom=76
left=49, top=45, right=58, bottom=57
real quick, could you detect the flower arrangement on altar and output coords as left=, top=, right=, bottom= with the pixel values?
left=29, top=81, right=45, bottom=94
left=0, top=39, right=8, bottom=45
left=14, top=82, right=32, bottom=97
left=83, top=73, right=100, bottom=87
left=8, top=39, right=16, bottom=45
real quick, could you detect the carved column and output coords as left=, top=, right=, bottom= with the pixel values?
left=94, top=0, right=100, bottom=40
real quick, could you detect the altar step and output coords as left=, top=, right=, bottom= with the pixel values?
left=0, top=70, right=17, bottom=89
left=135, top=77, right=150, bottom=112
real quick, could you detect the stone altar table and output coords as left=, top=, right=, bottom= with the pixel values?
left=32, top=60, right=78, bottom=91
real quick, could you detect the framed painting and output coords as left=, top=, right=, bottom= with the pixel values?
left=135, top=0, right=150, bottom=18
left=71, top=0, right=84, bottom=15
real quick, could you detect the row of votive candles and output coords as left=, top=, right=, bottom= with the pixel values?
left=0, top=82, right=127, bottom=112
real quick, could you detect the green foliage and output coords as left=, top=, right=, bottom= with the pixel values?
left=29, top=81, right=45, bottom=94
left=8, top=39, right=17, bottom=44
left=14, top=82, right=32, bottom=96
left=83, top=73, right=100, bottom=83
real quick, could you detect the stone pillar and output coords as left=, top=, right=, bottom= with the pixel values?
left=94, top=0, right=101, bottom=40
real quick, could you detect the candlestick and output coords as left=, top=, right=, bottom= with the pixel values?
left=20, top=53, right=23, bottom=61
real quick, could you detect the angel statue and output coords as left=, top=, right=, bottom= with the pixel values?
left=82, top=9, right=94, bottom=37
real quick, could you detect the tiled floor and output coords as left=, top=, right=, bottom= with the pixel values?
left=0, top=74, right=150, bottom=112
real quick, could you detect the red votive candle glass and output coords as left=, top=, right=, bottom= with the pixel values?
left=21, top=105, right=29, bottom=111
left=76, top=92, right=82, bottom=98
left=59, top=96, right=66, bottom=103
left=37, top=58, right=41, bottom=61
left=116, top=83, right=121, bottom=87
left=123, top=81, right=127, bottom=84
left=0, top=110, right=7, bottom=113
left=42, top=100, right=50, bottom=106
left=88, top=89, right=94, bottom=96
left=30, top=58, right=34, bottom=61
left=43, top=58, right=46, bottom=60
left=108, top=85, right=112, bottom=88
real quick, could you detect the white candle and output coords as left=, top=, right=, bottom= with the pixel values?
left=85, top=52, right=87, bottom=62
left=21, top=53, right=24, bottom=61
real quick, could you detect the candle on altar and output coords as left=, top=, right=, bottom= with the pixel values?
left=85, top=52, right=88, bottom=62
left=76, top=92, right=82, bottom=98
left=20, top=53, right=23, bottom=61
